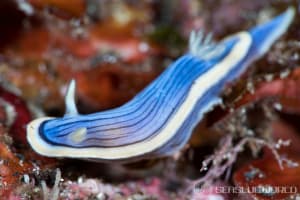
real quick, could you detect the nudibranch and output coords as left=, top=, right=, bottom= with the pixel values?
left=27, top=8, right=294, bottom=163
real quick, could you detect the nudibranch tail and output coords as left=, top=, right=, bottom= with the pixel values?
left=27, top=8, right=294, bottom=163
left=247, top=6, right=295, bottom=59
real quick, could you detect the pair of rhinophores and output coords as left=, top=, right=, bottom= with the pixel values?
left=27, top=8, right=295, bottom=163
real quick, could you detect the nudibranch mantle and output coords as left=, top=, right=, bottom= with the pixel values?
left=27, top=8, right=294, bottom=163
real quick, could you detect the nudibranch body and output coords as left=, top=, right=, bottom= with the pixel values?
left=27, top=8, right=294, bottom=163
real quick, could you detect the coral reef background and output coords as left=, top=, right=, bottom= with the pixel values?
left=0, top=0, right=300, bottom=199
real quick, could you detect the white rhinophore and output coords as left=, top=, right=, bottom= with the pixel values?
left=64, top=79, right=79, bottom=116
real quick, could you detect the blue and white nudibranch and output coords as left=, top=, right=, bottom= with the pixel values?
left=27, top=8, right=294, bottom=163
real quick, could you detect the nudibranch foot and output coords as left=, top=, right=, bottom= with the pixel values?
left=27, top=8, right=295, bottom=163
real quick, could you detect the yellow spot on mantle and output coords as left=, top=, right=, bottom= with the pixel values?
left=68, top=127, right=87, bottom=143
